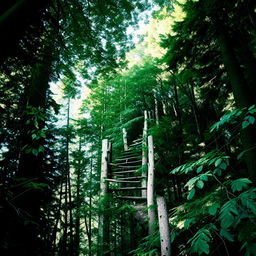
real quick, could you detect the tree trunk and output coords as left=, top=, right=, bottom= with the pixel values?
left=142, top=110, right=148, bottom=198
left=74, top=138, right=82, bottom=256
left=147, top=135, right=156, bottom=235
left=8, top=53, right=52, bottom=256
left=122, top=128, right=129, bottom=151
left=98, top=139, right=110, bottom=256
left=157, top=195, right=171, bottom=256
left=217, top=26, right=256, bottom=180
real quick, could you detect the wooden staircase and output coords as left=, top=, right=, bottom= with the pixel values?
left=108, top=137, right=147, bottom=201
left=99, top=111, right=171, bottom=256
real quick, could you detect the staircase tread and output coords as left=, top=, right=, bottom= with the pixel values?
left=110, top=187, right=146, bottom=191
left=113, top=170, right=138, bottom=174
left=117, top=176, right=146, bottom=180
left=129, top=142, right=142, bottom=147
left=116, top=196, right=147, bottom=200
left=106, top=178, right=140, bottom=183
left=110, top=160, right=141, bottom=166
left=113, top=165, right=141, bottom=168
left=114, top=156, right=140, bottom=161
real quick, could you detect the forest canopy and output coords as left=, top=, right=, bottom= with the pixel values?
left=0, top=0, right=256, bottom=255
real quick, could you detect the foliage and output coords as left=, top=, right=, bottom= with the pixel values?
left=169, top=107, right=256, bottom=255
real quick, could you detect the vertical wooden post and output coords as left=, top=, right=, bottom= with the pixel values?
left=98, top=139, right=109, bottom=256
left=154, top=90, right=159, bottom=125
left=100, top=139, right=108, bottom=196
left=148, top=110, right=151, bottom=119
left=157, top=195, right=171, bottom=256
left=142, top=111, right=148, bottom=197
left=122, top=128, right=128, bottom=151
left=147, top=135, right=156, bottom=235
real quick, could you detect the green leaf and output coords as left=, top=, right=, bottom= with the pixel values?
left=220, top=229, right=234, bottom=242
left=220, top=200, right=238, bottom=229
left=248, top=115, right=255, bottom=125
left=185, top=177, right=198, bottom=188
left=187, top=188, right=195, bottom=200
left=170, top=231, right=177, bottom=243
left=237, top=151, right=245, bottom=160
left=231, top=178, right=252, bottom=193
left=184, top=218, right=195, bottom=229
left=32, top=148, right=38, bottom=156
left=219, top=162, right=227, bottom=170
left=248, top=105, right=255, bottom=111
left=213, top=168, right=222, bottom=176
left=34, top=120, right=39, bottom=128
left=188, top=229, right=211, bottom=255
left=31, top=134, right=37, bottom=140
left=214, top=158, right=222, bottom=167
left=242, top=120, right=249, bottom=129
left=196, top=166, right=203, bottom=173
left=200, top=172, right=212, bottom=181
left=196, top=180, right=204, bottom=189
left=38, top=145, right=44, bottom=153
left=208, top=203, right=220, bottom=216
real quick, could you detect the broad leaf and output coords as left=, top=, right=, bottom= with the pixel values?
left=231, top=178, right=252, bottom=193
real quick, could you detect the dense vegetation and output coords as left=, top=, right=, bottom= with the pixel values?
left=0, top=0, right=256, bottom=255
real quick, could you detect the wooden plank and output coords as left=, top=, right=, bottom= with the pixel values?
left=116, top=196, right=147, bottom=201
left=130, top=142, right=142, bottom=147
left=114, top=156, right=140, bottom=161
left=106, top=179, right=140, bottom=183
left=157, top=195, right=171, bottom=256
left=147, top=135, right=156, bottom=235
left=112, top=170, right=137, bottom=174
left=110, top=161, right=141, bottom=166
left=113, top=165, right=141, bottom=168
left=117, top=176, right=146, bottom=180
left=122, top=128, right=129, bottom=151
left=122, top=148, right=141, bottom=153
left=100, top=139, right=108, bottom=195
left=132, top=138, right=143, bottom=143
left=110, top=187, right=146, bottom=191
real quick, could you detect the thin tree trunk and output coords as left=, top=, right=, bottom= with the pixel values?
left=157, top=195, right=171, bottom=256
left=154, top=90, right=160, bottom=125
left=74, top=138, right=82, bottom=256
left=122, top=128, right=128, bottom=151
left=88, top=158, right=93, bottom=256
left=173, top=80, right=184, bottom=165
left=147, top=135, right=156, bottom=235
left=142, top=110, right=148, bottom=198
left=66, top=97, right=74, bottom=255
left=98, top=139, right=110, bottom=256
left=52, top=174, right=64, bottom=254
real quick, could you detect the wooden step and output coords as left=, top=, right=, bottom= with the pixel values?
left=130, top=142, right=142, bottom=147
left=122, top=148, right=141, bottom=154
left=132, top=138, right=143, bottom=143
left=106, top=179, right=140, bottom=183
left=117, top=176, right=146, bottom=180
left=116, top=196, right=147, bottom=201
left=112, top=165, right=141, bottom=168
left=112, top=170, right=137, bottom=174
left=110, top=187, right=146, bottom=191
left=114, top=156, right=140, bottom=161
left=110, top=161, right=141, bottom=166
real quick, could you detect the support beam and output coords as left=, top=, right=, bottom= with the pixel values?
left=98, top=139, right=110, bottom=256
left=147, top=135, right=156, bottom=235
left=154, top=89, right=160, bottom=125
left=142, top=110, right=148, bottom=197
left=100, top=139, right=109, bottom=196
left=122, top=128, right=129, bottom=151
left=157, top=195, right=171, bottom=256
